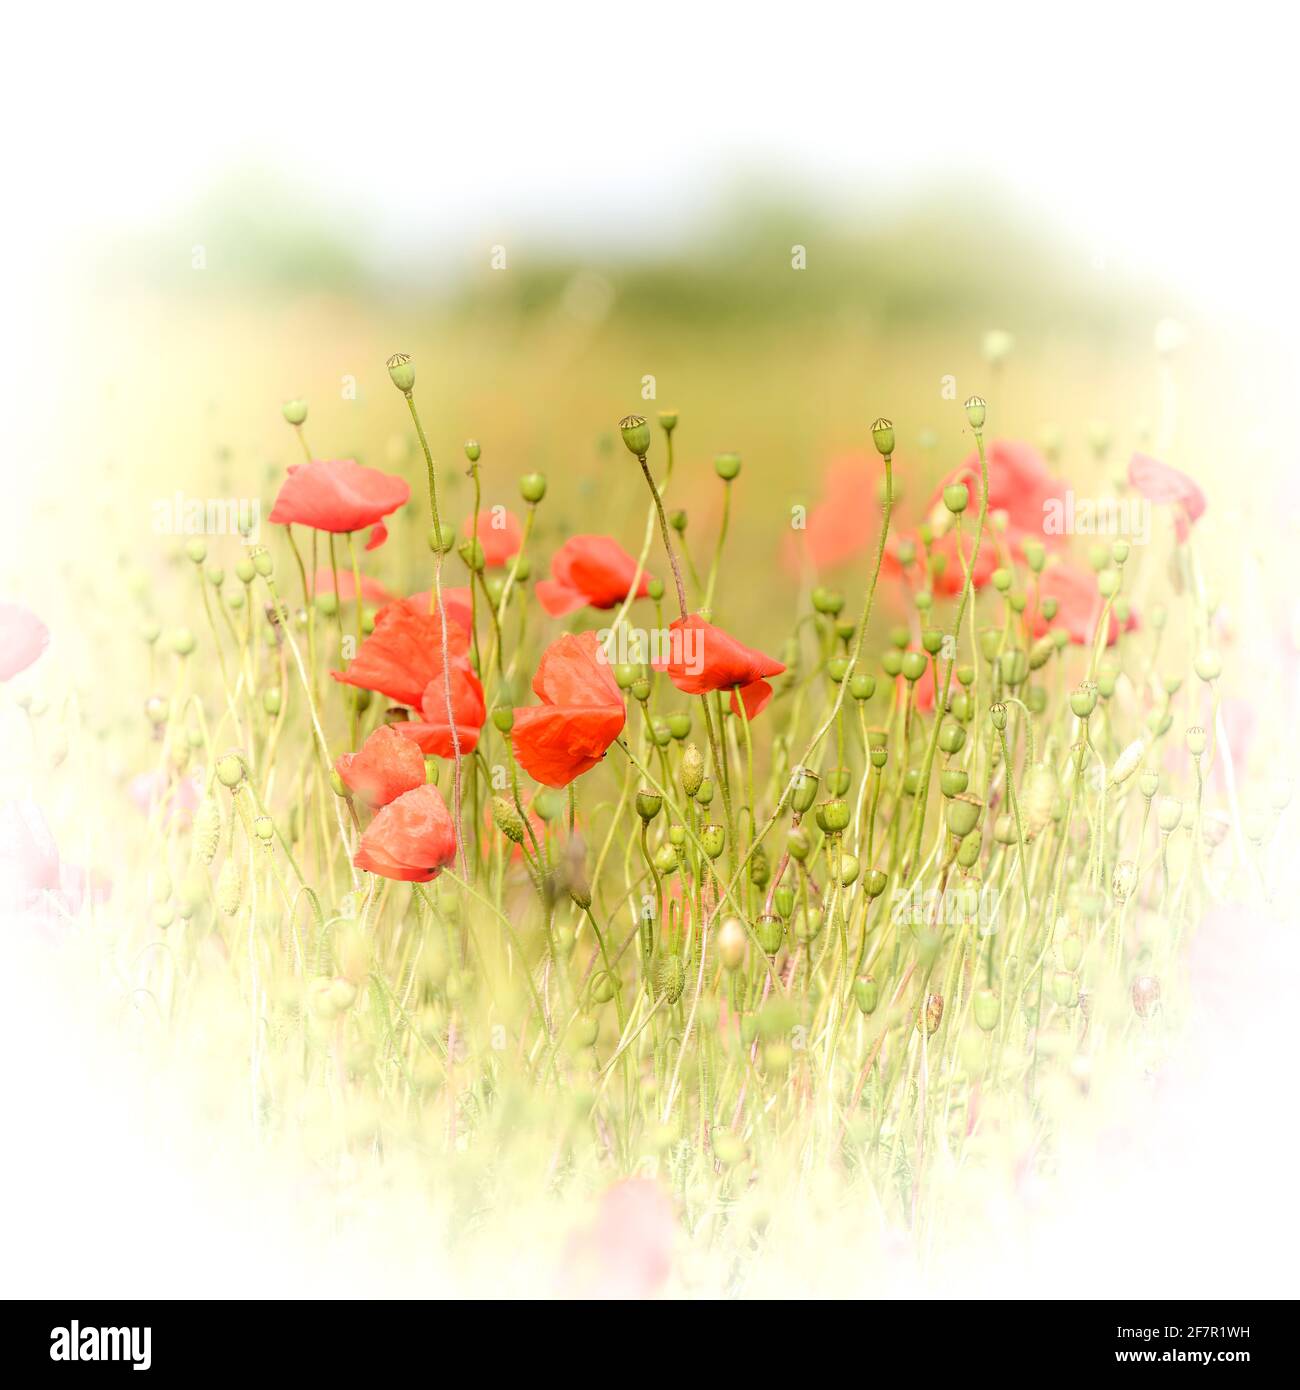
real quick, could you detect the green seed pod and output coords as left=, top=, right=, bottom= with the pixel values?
left=619, top=413, right=652, bottom=458
left=824, top=767, right=851, bottom=796
left=461, top=439, right=481, bottom=464
left=1157, top=796, right=1183, bottom=833
left=989, top=701, right=1008, bottom=732
left=839, top=853, right=860, bottom=886
left=696, top=777, right=714, bottom=807
left=315, top=590, right=340, bottom=618
left=681, top=742, right=704, bottom=798
left=216, top=753, right=244, bottom=788
left=998, top=649, right=1028, bottom=687
left=853, top=975, right=880, bottom=1014
left=636, top=788, right=663, bottom=822
left=714, top=452, right=741, bottom=481
left=955, top=829, right=981, bottom=868
left=491, top=705, right=514, bottom=734
left=216, top=858, right=242, bottom=916
left=787, top=825, right=811, bottom=861
left=964, top=395, right=986, bottom=431
left=940, top=768, right=969, bottom=798
left=993, top=813, right=1016, bottom=845
left=519, top=471, right=546, bottom=504
left=816, top=799, right=850, bottom=834
left=973, top=987, right=999, bottom=1032
left=630, top=676, right=651, bottom=703
left=773, top=884, right=795, bottom=919
left=666, top=712, right=690, bottom=740
left=668, top=823, right=686, bottom=847
left=945, top=795, right=982, bottom=839
left=253, top=815, right=274, bottom=843
left=282, top=398, right=308, bottom=426
left=1186, top=725, right=1207, bottom=757
left=658, top=409, right=678, bottom=433
left=882, top=649, right=904, bottom=678
left=991, top=567, right=1012, bottom=593
left=170, top=628, right=197, bottom=657
left=849, top=673, right=875, bottom=701
left=750, top=845, right=771, bottom=889
left=871, top=416, right=895, bottom=457
left=591, top=972, right=617, bottom=1005
left=918, top=991, right=944, bottom=1036
left=943, top=483, right=969, bottom=514
left=978, top=628, right=1001, bottom=663
left=185, top=538, right=207, bottom=565
left=826, top=656, right=849, bottom=683
left=569, top=1015, right=599, bottom=1050
left=1070, top=682, right=1098, bottom=719
left=865, top=868, right=887, bottom=898
left=262, top=688, right=282, bottom=717
left=492, top=795, right=526, bottom=844
left=386, top=352, right=415, bottom=392
left=647, top=577, right=664, bottom=601
left=791, top=768, right=819, bottom=814
left=939, top=721, right=966, bottom=755
left=903, top=769, right=921, bottom=797
left=669, top=508, right=687, bottom=533
left=1060, top=932, right=1084, bottom=971
left=901, top=651, right=927, bottom=683
left=869, top=745, right=888, bottom=770
left=755, top=913, right=785, bottom=955
left=701, top=823, right=725, bottom=860
left=1193, top=649, right=1221, bottom=682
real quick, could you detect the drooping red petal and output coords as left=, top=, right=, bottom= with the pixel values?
left=395, top=667, right=488, bottom=758
left=654, top=614, right=785, bottom=697
left=1031, top=560, right=1138, bottom=646
left=730, top=679, right=774, bottom=720
left=930, top=440, right=1069, bottom=544
left=531, top=630, right=623, bottom=707
left=334, top=725, right=427, bottom=807
left=1128, top=453, right=1206, bottom=538
left=404, top=587, right=475, bottom=636
left=542, top=535, right=652, bottom=612
left=511, top=703, right=626, bottom=788
left=332, top=601, right=470, bottom=708
left=310, top=567, right=393, bottom=606
left=353, top=784, right=457, bottom=882
left=365, top=521, right=389, bottom=551
left=269, top=459, right=410, bottom=534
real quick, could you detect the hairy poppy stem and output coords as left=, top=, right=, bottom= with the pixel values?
left=637, top=455, right=689, bottom=621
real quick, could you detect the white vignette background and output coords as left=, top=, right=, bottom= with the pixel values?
left=2, top=1, right=1300, bottom=1298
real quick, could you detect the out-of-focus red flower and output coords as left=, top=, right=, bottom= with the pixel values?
left=463, top=509, right=523, bottom=568
left=1031, top=560, right=1138, bottom=646
left=929, top=439, right=1069, bottom=544
left=404, top=587, right=475, bottom=635
left=1128, top=453, right=1206, bottom=542
left=332, top=600, right=486, bottom=755
left=1, top=800, right=111, bottom=924
left=334, top=725, right=427, bottom=807
left=129, top=771, right=202, bottom=825
left=782, top=453, right=882, bottom=574
left=364, top=520, right=390, bottom=551
left=310, top=567, right=393, bottom=606
left=536, top=535, right=653, bottom=616
left=353, top=783, right=457, bottom=882
left=269, top=459, right=410, bottom=535
left=0, top=602, right=49, bottom=682
left=653, top=613, right=785, bottom=719
left=883, top=528, right=999, bottom=597
left=512, top=631, right=625, bottom=788
left=562, top=1177, right=676, bottom=1299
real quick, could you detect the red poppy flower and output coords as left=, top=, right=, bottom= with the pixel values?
left=311, top=567, right=393, bottom=606
left=562, top=1177, right=676, bottom=1299
left=1031, top=560, right=1138, bottom=646
left=463, top=509, right=523, bottom=568
left=512, top=630, right=625, bottom=788
left=404, top=587, right=475, bottom=635
left=334, top=725, right=427, bottom=807
left=1128, top=453, right=1206, bottom=542
left=883, top=527, right=1000, bottom=597
left=332, top=600, right=486, bottom=755
left=353, top=783, right=457, bottom=882
left=269, top=459, right=410, bottom=536
left=782, top=454, right=883, bottom=575
left=0, top=603, right=49, bottom=682
left=536, top=535, right=654, bottom=616
left=929, top=440, right=1069, bottom=545
left=653, top=613, right=785, bottom=719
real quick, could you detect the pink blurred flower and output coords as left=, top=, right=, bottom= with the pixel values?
left=0, top=602, right=49, bottom=682
left=129, top=771, right=202, bottom=825
left=562, top=1177, right=676, bottom=1298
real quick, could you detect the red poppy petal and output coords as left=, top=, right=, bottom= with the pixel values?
left=334, top=725, right=427, bottom=806
left=511, top=703, right=626, bottom=788
left=730, top=679, right=774, bottom=720
left=536, top=579, right=590, bottom=618
left=0, top=603, right=49, bottom=682
left=353, top=784, right=456, bottom=882
left=269, top=459, right=410, bottom=534
left=365, top=521, right=389, bottom=552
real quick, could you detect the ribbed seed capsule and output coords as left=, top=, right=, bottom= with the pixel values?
left=193, top=797, right=221, bottom=865
left=216, top=858, right=243, bottom=917
left=491, top=795, right=526, bottom=844
left=973, top=987, right=1000, bottom=1032
left=681, top=742, right=704, bottom=798
left=853, top=974, right=879, bottom=1015
left=655, top=954, right=685, bottom=1004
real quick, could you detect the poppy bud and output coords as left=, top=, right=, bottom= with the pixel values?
left=569, top=1015, right=599, bottom=1050
left=918, top=992, right=944, bottom=1036
left=646, top=577, right=664, bottom=601
left=943, top=483, right=968, bottom=514
left=940, top=768, right=969, bottom=798
left=939, top=721, right=966, bottom=755
left=491, top=705, right=513, bottom=734
left=854, top=975, right=879, bottom=1015
left=882, top=650, right=903, bottom=678
left=1132, top=975, right=1161, bottom=1019
left=1070, top=683, right=1098, bottom=719
left=619, top=414, right=652, bottom=458
left=696, top=776, right=714, bottom=807
left=387, top=352, right=415, bottom=393
left=871, top=417, right=895, bottom=457
left=901, top=651, right=927, bottom=682
left=956, top=829, right=982, bottom=868
left=520, top=472, right=546, bottom=504
left=946, top=795, right=982, bottom=839
left=816, top=799, right=850, bottom=834
left=170, top=628, right=197, bottom=657
left=216, top=753, right=245, bottom=788
left=1051, top=970, right=1079, bottom=1008
left=719, top=917, right=747, bottom=970
left=463, top=439, right=481, bottom=464
left=193, top=797, right=221, bottom=865
left=1186, top=725, right=1207, bottom=757
left=999, top=649, right=1028, bottom=687
left=973, top=987, right=999, bottom=1032
left=653, top=841, right=678, bottom=873
left=850, top=673, right=875, bottom=701
left=964, top=395, right=986, bottom=431
left=636, top=789, right=662, bottom=822
left=714, top=452, right=741, bottom=481
left=839, top=853, right=860, bottom=886
left=824, top=767, right=851, bottom=796
left=428, top=524, right=455, bottom=553
left=790, top=768, right=819, bottom=814
left=681, top=742, right=704, bottom=798
left=774, top=884, right=795, bottom=918
left=631, top=676, right=652, bottom=703
left=492, top=795, right=526, bottom=844
left=1194, top=649, right=1221, bottom=682
left=1139, top=768, right=1160, bottom=800
left=669, top=509, right=687, bottom=533
left=658, top=409, right=678, bottom=433
left=459, top=538, right=486, bottom=572
left=865, top=868, right=887, bottom=898
left=701, top=823, right=725, bottom=859
left=826, top=656, right=849, bottom=683
left=787, top=826, right=811, bottom=861
left=217, top=858, right=242, bottom=917
left=993, top=813, right=1016, bottom=844
left=282, top=399, right=308, bottom=426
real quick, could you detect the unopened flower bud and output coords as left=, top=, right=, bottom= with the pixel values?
left=282, top=398, right=308, bottom=426
left=714, top=452, right=741, bottom=481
